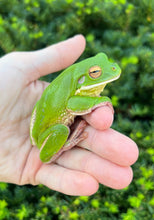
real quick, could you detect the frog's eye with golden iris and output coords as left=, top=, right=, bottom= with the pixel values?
left=89, top=66, right=102, bottom=79
left=112, top=66, right=116, bottom=71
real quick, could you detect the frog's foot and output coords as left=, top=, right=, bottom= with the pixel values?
left=64, top=119, right=88, bottom=149
left=49, top=119, right=87, bottom=163
left=91, top=101, right=114, bottom=114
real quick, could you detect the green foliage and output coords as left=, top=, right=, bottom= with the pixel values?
left=0, top=0, right=153, bottom=219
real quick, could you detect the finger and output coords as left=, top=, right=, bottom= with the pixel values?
left=83, top=106, right=114, bottom=130
left=10, top=34, right=85, bottom=82
left=30, top=34, right=86, bottom=79
left=79, top=127, right=139, bottom=166
left=57, top=147, right=133, bottom=189
left=1, top=35, right=85, bottom=82
left=35, top=163, right=98, bottom=196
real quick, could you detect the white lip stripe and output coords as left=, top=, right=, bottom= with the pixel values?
left=80, top=75, right=120, bottom=91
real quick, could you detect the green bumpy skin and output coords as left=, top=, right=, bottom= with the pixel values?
left=30, top=52, right=121, bottom=163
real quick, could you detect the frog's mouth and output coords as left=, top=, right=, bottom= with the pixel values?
left=75, top=75, right=120, bottom=97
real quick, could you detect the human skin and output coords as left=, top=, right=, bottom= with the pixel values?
left=0, top=35, right=139, bottom=196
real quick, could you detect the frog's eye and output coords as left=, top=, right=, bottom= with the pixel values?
left=112, top=66, right=116, bottom=71
left=89, top=66, right=102, bottom=79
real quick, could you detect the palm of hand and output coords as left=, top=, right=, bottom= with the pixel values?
left=0, top=36, right=138, bottom=196
left=0, top=52, right=46, bottom=185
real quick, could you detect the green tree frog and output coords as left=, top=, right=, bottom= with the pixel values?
left=30, top=53, right=121, bottom=163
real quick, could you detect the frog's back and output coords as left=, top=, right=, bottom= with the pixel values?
left=33, top=70, right=76, bottom=135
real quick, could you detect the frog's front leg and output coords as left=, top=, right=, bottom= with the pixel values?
left=38, top=124, right=69, bottom=163
left=67, top=96, right=114, bottom=115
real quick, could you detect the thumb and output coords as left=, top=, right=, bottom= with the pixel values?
left=5, top=35, right=86, bottom=83
left=31, top=35, right=86, bottom=79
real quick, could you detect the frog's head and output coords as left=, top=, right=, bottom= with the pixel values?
left=75, top=53, right=121, bottom=96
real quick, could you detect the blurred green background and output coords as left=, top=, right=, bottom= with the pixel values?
left=0, top=0, right=153, bottom=219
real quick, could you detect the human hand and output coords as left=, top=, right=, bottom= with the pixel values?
left=0, top=35, right=138, bottom=196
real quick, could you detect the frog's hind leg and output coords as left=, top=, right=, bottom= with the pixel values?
left=39, top=121, right=87, bottom=163
left=44, top=120, right=87, bottom=163
left=39, top=124, right=69, bottom=163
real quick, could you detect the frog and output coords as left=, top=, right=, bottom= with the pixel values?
left=30, top=52, right=121, bottom=163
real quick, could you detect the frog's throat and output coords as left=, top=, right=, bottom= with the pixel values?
left=75, top=75, right=120, bottom=96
